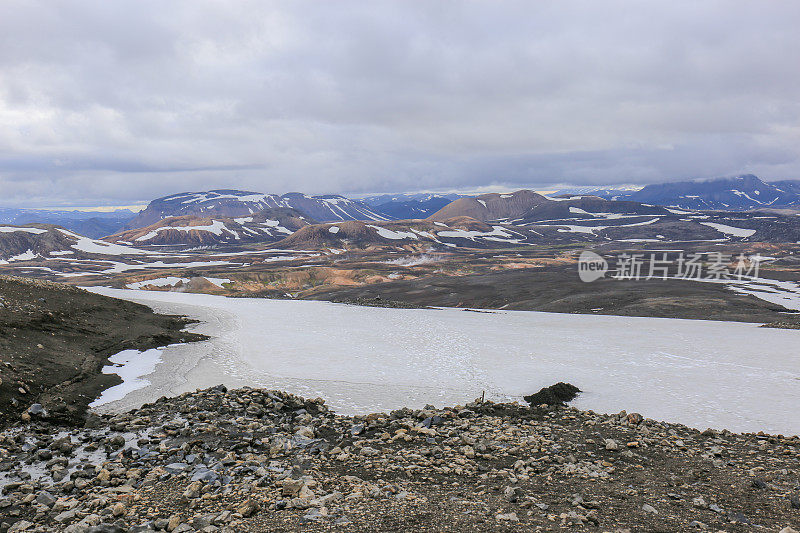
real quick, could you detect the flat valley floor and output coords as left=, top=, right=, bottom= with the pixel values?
left=90, top=288, right=800, bottom=436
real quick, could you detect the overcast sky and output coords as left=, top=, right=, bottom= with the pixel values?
left=1, top=1, right=800, bottom=207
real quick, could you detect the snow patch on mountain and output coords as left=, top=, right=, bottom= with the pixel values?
left=367, top=225, right=418, bottom=240
left=135, top=220, right=230, bottom=241
left=0, top=226, right=48, bottom=234
left=58, top=229, right=149, bottom=255
left=699, top=222, right=756, bottom=238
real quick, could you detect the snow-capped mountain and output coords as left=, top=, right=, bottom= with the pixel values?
left=769, top=180, right=800, bottom=197
left=279, top=193, right=390, bottom=222
left=125, top=191, right=288, bottom=229
left=625, top=175, right=800, bottom=210
left=126, top=190, right=389, bottom=230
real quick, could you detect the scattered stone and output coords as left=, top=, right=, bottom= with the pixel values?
left=790, top=494, right=800, bottom=509
left=692, top=496, right=707, bottom=509
left=301, top=508, right=324, bottom=523
left=0, top=384, right=797, bottom=532
left=503, top=485, right=522, bottom=502
left=35, top=490, right=56, bottom=507
left=87, top=524, right=125, bottom=533
left=281, top=479, right=305, bottom=497
left=8, top=521, right=34, bottom=533
left=626, top=412, right=643, bottom=425
left=26, top=403, right=46, bottom=417
left=237, top=499, right=260, bottom=517
left=183, top=481, right=203, bottom=499
left=728, top=511, right=749, bottom=524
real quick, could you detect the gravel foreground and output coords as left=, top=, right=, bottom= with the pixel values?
left=1, top=387, right=800, bottom=533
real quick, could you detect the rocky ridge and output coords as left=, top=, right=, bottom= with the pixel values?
left=1, top=386, right=799, bottom=532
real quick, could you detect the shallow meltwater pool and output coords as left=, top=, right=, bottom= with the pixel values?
left=88, top=288, right=800, bottom=435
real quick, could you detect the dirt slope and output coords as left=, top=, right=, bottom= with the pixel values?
left=0, top=276, right=204, bottom=427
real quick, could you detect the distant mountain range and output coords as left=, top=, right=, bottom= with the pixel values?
left=360, top=193, right=465, bottom=205
left=0, top=208, right=135, bottom=238
left=549, top=185, right=642, bottom=199
left=360, top=193, right=465, bottom=219
left=4, top=175, right=800, bottom=245
left=595, top=175, right=800, bottom=210
left=0, top=191, right=470, bottom=241
left=9, top=186, right=800, bottom=269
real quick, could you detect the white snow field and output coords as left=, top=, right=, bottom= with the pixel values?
left=89, top=348, right=164, bottom=407
left=88, top=288, right=800, bottom=435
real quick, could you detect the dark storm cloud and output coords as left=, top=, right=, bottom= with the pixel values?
left=1, top=1, right=799, bottom=206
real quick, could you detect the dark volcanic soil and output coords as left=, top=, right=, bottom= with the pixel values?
left=0, top=276, right=205, bottom=428
left=307, top=266, right=800, bottom=324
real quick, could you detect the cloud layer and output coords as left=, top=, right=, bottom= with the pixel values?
left=1, top=1, right=799, bottom=206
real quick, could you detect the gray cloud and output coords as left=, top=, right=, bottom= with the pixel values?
left=1, top=1, right=799, bottom=207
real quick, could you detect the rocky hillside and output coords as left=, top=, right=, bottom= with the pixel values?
left=106, top=209, right=312, bottom=247
left=0, top=225, right=147, bottom=263
left=508, top=208, right=800, bottom=244
left=0, top=225, right=72, bottom=263
left=2, top=385, right=799, bottom=532
left=273, top=218, right=549, bottom=250
left=427, top=190, right=674, bottom=224
left=271, top=206, right=800, bottom=251
left=515, top=196, right=669, bottom=222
